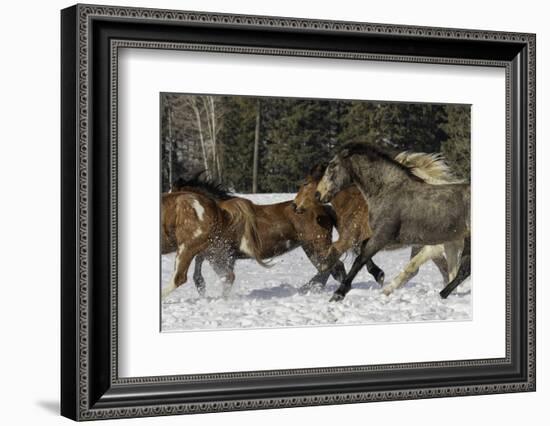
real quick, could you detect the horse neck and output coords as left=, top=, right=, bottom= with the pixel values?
left=330, top=189, right=352, bottom=214
left=349, top=155, right=414, bottom=199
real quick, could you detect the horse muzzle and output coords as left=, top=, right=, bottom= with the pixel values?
left=291, top=202, right=305, bottom=214
left=315, top=190, right=332, bottom=204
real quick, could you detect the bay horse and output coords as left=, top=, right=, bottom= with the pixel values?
left=316, top=143, right=471, bottom=301
left=162, top=176, right=348, bottom=299
left=293, top=151, right=457, bottom=294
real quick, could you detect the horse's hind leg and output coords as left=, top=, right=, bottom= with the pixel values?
left=409, top=245, right=448, bottom=284
left=382, top=245, right=444, bottom=296
left=432, top=255, right=449, bottom=284
left=192, top=254, right=206, bottom=296
left=440, top=254, right=470, bottom=298
left=443, top=240, right=465, bottom=283
left=405, top=246, right=422, bottom=280
left=440, top=238, right=470, bottom=298
left=162, top=244, right=196, bottom=300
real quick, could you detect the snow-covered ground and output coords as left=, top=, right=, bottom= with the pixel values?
left=161, top=193, right=471, bottom=332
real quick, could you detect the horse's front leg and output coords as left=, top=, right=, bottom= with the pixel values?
left=365, top=259, right=385, bottom=286
left=331, top=237, right=384, bottom=302
left=162, top=244, right=196, bottom=300
left=299, top=244, right=333, bottom=294
left=329, top=260, right=347, bottom=284
left=317, top=238, right=348, bottom=273
left=212, top=257, right=236, bottom=299
left=324, top=239, right=385, bottom=286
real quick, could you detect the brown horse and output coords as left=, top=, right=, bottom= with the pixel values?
left=293, top=172, right=387, bottom=292
left=161, top=177, right=348, bottom=299
left=293, top=151, right=458, bottom=295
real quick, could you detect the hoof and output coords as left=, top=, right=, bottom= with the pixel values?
left=382, top=286, right=394, bottom=296
left=298, top=284, right=312, bottom=295
left=196, top=285, right=206, bottom=297
left=439, top=289, right=450, bottom=299
left=329, top=292, right=345, bottom=302
left=161, top=287, right=174, bottom=300
left=376, top=271, right=385, bottom=286
left=299, top=282, right=324, bottom=295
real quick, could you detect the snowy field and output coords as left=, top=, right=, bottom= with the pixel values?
left=161, top=193, right=471, bottom=332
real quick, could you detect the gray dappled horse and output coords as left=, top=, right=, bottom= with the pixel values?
left=316, top=143, right=471, bottom=301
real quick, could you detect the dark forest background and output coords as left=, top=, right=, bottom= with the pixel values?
left=160, top=94, right=470, bottom=193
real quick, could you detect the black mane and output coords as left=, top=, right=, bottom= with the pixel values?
left=340, top=142, right=424, bottom=182
left=171, top=171, right=233, bottom=200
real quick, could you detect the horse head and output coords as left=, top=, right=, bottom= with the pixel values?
left=293, top=163, right=327, bottom=214
left=316, top=149, right=353, bottom=203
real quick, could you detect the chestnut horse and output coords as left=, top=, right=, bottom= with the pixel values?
left=161, top=176, right=348, bottom=299
left=293, top=150, right=461, bottom=296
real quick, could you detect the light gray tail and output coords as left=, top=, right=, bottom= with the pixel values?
left=394, top=151, right=462, bottom=185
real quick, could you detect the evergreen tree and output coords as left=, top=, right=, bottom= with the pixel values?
left=341, top=102, right=447, bottom=153
left=160, top=94, right=471, bottom=193
left=261, top=98, right=345, bottom=192
left=218, top=96, right=258, bottom=191
left=440, top=104, right=471, bottom=180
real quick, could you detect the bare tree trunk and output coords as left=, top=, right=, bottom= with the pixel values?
left=204, top=96, right=223, bottom=182
left=211, top=99, right=221, bottom=182
left=189, top=98, right=210, bottom=179
left=252, top=99, right=261, bottom=193
left=167, top=106, right=173, bottom=189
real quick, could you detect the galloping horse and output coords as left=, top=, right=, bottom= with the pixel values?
left=316, top=143, right=471, bottom=301
left=161, top=189, right=266, bottom=298
left=161, top=176, right=348, bottom=299
left=293, top=168, right=386, bottom=292
left=293, top=151, right=458, bottom=294
left=294, top=152, right=458, bottom=294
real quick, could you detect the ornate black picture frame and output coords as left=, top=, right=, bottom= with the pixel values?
left=61, top=3, right=536, bottom=421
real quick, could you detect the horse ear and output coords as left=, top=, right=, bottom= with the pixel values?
left=310, top=163, right=327, bottom=180
left=172, top=177, right=184, bottom=190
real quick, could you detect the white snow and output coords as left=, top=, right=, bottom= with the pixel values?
left=161, top=193, right=472, bottom=332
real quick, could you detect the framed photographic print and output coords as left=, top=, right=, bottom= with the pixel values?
left=61, top=4, right=536, bottom=421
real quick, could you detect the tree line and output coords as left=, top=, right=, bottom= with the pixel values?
left=160, top=94, right=470, bottom=193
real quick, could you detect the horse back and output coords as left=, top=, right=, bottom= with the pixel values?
left=394, top=182, right=470, bottom=244
left=161, top=191, right=221, bottom=253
